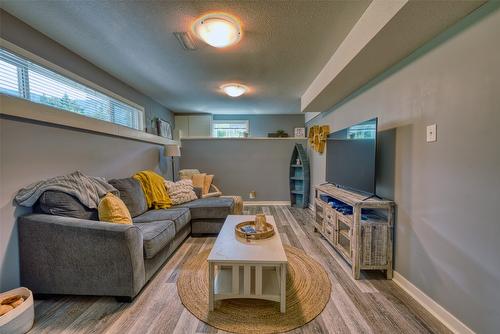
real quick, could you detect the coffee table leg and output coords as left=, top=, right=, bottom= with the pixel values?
left=280, top=263, right=286, bottom=313
left=209, top=262, right=214, bottom=311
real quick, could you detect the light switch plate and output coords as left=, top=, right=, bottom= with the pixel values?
left=426, top=124, right=437, bottom=142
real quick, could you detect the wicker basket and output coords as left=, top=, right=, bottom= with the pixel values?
left=235, top=221, right=275, bottom=240
left=0, top=287, right=34, bottom=334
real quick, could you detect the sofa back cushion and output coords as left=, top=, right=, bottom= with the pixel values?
left=38, top=190, right=98, bottom=220
left=108, top=178, right=148, bottom=217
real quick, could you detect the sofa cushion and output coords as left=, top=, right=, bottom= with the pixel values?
left=135, top=221, right=175, bottom=259
left=133, top=207, right=191, bottom=233
left=38, top=191, right=98, bottom=220
left=109, top=178, right=147, bottom=217
left=177, top=197, right=234, bottom=219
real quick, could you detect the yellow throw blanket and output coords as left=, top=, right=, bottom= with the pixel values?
left=133, top=170, right=172, bottom=209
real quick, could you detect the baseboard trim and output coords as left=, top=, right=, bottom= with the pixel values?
left=392, top=271, right=475, bottom=334
left=243, top=201, right=291, bottom=206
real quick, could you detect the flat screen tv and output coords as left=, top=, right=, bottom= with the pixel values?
left=326, top=118, right=377, bottom=194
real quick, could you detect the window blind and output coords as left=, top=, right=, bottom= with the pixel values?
left=212, top=120, right=249, bottom=138
left=0, top=48, right=142, bottom=130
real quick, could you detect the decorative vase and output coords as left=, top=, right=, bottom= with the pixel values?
left=255, top=214, right=267, bottom=232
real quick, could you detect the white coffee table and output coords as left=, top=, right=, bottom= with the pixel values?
left=207, top=215, right=288, bottom=313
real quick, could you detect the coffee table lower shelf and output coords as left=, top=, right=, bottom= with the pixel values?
left=208, top=263, right=287, bottom=313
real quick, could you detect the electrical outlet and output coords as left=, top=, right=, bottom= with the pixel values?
left=426, top=124, right=437, bottom=142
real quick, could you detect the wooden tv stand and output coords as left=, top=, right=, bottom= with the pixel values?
left=314, top=184, right=395, bottom=279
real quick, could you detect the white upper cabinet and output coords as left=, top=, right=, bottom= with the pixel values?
left=174, top=115, right=212, bottom=139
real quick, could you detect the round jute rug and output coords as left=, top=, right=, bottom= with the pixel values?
left=177, top=245, right=331, bottom=334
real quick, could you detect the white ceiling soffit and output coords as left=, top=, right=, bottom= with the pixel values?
left=301, top=0, right=486, bottom=114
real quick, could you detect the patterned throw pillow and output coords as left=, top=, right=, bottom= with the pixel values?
left=164, top=179, right=198, bottom=205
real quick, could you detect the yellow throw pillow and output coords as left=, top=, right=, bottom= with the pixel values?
left=98, top=193, right=132, bottom=225
left=191, top=173, right=206, bottom=190
left=203, top=174, right=214, bottom=195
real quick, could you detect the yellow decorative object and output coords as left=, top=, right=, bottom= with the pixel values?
left=133, top=170, right=172, bottom=209
left=98, top=193, right=132, bottom=225
left=308, top=125, right=329, bottom=154
left=318, top=125, right=329, bottom=153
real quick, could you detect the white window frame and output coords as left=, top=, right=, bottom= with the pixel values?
left=212, top=119, right=249, bottom=138
left=0, top=38, right=145, bottom=131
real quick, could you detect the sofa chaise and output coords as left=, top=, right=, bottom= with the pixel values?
left=17, top=177, right=234, bottom=301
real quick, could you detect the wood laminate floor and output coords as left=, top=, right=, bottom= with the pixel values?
left=29, top=206, right=450, bottom=334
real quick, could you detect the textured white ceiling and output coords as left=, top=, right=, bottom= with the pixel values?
left=1, top=1, right=370, bottom=114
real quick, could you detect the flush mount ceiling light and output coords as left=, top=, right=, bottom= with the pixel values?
left=193, top=13, right=241, bottom=48
left=221, top=83, right=247, bottom=97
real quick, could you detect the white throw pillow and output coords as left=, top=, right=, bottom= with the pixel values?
left=164, top=179, right=197, bottom=205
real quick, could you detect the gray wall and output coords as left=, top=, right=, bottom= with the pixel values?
left=180, top=139, right=307, bottom=201
left=0, top=116, right=172, bottom=291
left=212, top=114, right=305, bottom=137
left=307, top=3, right=500, bottom=333
left=0, top=10, right=177, bottom=291
left=0, top=10, right=174, bottom=131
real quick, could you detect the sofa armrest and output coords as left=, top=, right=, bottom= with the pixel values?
left=18, top=214, right=145, bottom=298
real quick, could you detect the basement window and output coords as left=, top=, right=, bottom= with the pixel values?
left=0, top=47, right=144, bottom=130
left=212, top=120, right=249, bottom=138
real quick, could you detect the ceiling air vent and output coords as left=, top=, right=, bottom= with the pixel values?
left=173, top=32, right=197, bottom=51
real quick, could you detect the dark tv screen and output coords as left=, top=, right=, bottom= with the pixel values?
left=326, top=118, right=377, bottom=194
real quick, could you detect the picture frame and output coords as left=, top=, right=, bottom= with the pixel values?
left=156, top=118, right=173, bottom=139
left=294, top=127, right=306, bottom=138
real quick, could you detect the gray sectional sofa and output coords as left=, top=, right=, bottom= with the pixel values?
left=18, top=177, right=234, bottom=300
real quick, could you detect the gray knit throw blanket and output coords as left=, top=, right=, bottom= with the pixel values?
left=15, top=171, right=118, bottom=209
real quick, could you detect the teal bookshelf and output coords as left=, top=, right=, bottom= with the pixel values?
left=289, top=144, right=310, bottom=208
